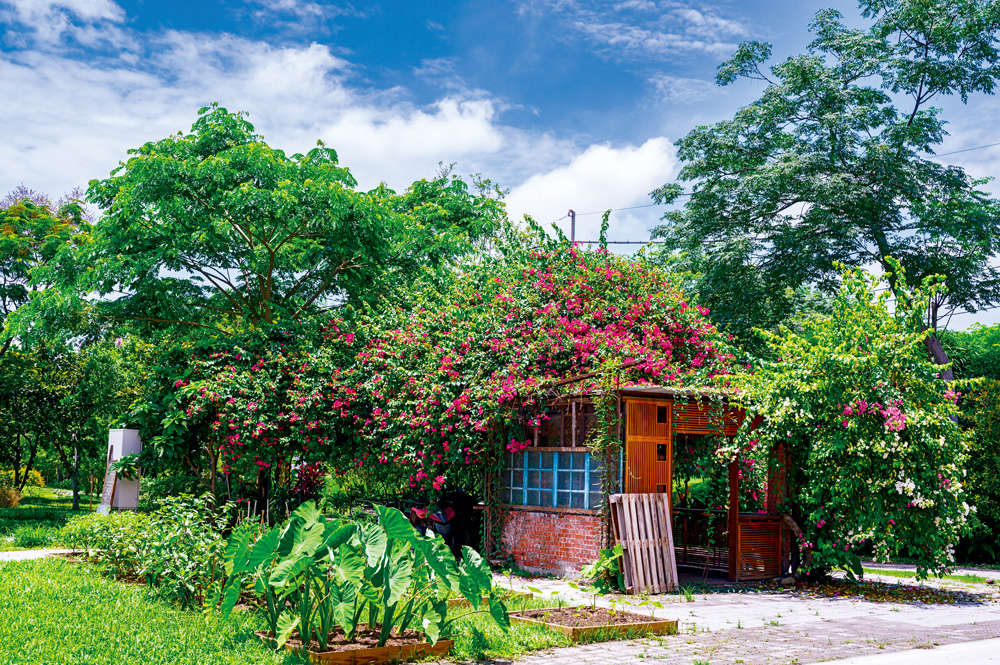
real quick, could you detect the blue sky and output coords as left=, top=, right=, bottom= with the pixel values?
left=1, top=0, right=998, bottom=328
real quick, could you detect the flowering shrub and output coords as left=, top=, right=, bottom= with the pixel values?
left=349, top=229, right=735, bottom=492
left=125, top=321, right=360, bottom=501
left=733, top=263, right=972, bottom=577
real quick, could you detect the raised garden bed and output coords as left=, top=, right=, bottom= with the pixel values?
left=509, top=606, right=677, bottom=640
left=257, top=628, right=453, bottom=665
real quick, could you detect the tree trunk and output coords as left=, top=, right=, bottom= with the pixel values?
left=923, top=331, right=953, bottom=381
left=16, top=436, right=40, bottom=494
left=72, top=445, right=80, bottom=511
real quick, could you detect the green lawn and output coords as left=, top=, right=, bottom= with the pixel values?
left=0, top=558, right=305, bottom=665
left=0, top=487, right=99, bottom=550
left=0, top=558, right=576, bottom=664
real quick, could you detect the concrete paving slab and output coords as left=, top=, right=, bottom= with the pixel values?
left=0, top=549, right=74, bottom=562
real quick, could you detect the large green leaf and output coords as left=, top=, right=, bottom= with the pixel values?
left=413, top=536, right=459, bottom=594
left=488, top=594, right=510, bottom=631
left=458, top=546, right=492, bottom=605
left=333, top=545, right=366, bottom=585
left=383, top=545, right=413, bottom=607
left=361, top=523, right=387, bottom=568
left=374, top=504, right=416, bottom=542
left=421, top=602, right=444, bottom=645
left=321, top=522, right=355, bottom=553
left=329, top=580, right=360, bottom=634
left=270, top=515, right=324, bottom=587
left=275, top=610, right=301, bottom=649
left=223, top=524, right=252, bottom=576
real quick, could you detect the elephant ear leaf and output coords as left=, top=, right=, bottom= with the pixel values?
left=375, top=504, right=417, bottom=542
left=270, top=520, right=324, bottom=586
left=275, top=610, right=301, bottom=649
left=384, top=547, right=414, bottom=607
left=334, top=545, right=366, bottom=585
left=322, top=523, right=355, bottom=553
left=362, top=523, right=387, bottom=568
left=458, top=546, right=492, bottom=604
left=218, top=576, right=243, bottom=619
left=421, top=602, right=444, bottom=645
left=223, top=523, right=252, bottom=576
left=330, top=580, right=359, bottom=634
left=489, top=594, right=510, bottom=631
left=414, top=537, right=459, bottom=593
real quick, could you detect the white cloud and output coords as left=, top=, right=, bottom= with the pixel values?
left=0, top=23, right=559, bottom=205
left=0, top=0, right=125, bottom=44
left=518, top=0, right=748, bottom=60
left=648, top=73, right=717, bottom=101
left=505, top=138, right=677, bottom=243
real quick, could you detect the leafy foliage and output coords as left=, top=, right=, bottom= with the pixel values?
left=63, top=494, right=231, bottom=609
left=347, top=229, right=735, bottom=492
left=73, top=105, right=503, bottom=335
left=732, top=264, right=972, bottom=577
left=652, top=0, right=1000, bottom=341
left=219, top=501, right=509, bottom=650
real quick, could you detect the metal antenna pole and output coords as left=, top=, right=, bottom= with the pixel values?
left=568, top=209, right=576, bottom=242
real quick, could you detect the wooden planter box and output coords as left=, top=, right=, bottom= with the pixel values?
left=256, top=631, right=454, bottom=665
left=509, top=607, right=677, bottom=641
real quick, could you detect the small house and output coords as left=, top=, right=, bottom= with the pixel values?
left=488, top=386, right=791, bottom=582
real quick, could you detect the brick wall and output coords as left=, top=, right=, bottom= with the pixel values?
left=501, top=508, right=602, bottom=575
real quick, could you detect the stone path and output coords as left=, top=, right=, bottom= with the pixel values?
left=491, top=568, right=1000, bottom=664
left=0, top=549, right=74, bottom=562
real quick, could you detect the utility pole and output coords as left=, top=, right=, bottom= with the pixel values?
left=568, top=209, right=576, bottom=243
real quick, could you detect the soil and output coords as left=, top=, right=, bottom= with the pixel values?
left=263, top=628, right=441, bottom=653
left=511, top=606, right=663, bottom=628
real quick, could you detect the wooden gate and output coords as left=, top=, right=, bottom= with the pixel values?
left=624, top=400, right=672, bottom=497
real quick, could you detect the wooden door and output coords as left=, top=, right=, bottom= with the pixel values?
left=624, top=400, right=672, bottom=502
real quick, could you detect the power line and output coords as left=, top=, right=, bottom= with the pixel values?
left=927, top=141, right=1000, bottom=159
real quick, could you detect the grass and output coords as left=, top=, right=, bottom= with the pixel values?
left=862, top=567, right=990, bottom=584
left=0, top=558, right=305, bottom=665
left=0, top=557, right=625, bottom=664
left=0, top=487, right=100, bottom=550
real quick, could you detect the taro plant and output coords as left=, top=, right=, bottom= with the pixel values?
left=219, top=501, right=510, bottom=650
left=580, top=543, right=625, bottom=594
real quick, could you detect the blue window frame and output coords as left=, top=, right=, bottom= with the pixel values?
left=503, top=450, right=604, bottom=510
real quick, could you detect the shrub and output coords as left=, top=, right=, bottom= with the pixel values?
left=62, top=494, right=230, bottom=609
left=0, top=468, right=45, bottom=488
left=0, top=488, right=21, bottom=508
left=11, top=524, right=59, bottom=548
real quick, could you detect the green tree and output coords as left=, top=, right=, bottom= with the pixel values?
left=734, top=263, right=972, bottom=577
left=71, top=105, right=503, bottom=335
left=0, top=189, right=90, bottom=356
left=652, top=0, right=1000, bottom=371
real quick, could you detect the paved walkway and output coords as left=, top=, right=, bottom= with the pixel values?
left=822, top=636, right=1000, bottom=664
left=0, top=549, right=73, bottom=562
left=494, top=568, right=1000, bottom=665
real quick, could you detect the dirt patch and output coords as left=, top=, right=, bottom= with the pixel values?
left=268, top=628, right=440, bottom=652
left=511, top=606, right=663, bottom=628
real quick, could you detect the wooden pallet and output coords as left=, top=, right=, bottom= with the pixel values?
left=609, top=493, right=678, bottom=594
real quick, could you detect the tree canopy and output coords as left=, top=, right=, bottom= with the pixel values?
left=71, top=105, right=504, bottom=335
left=0, top=190, right=89, bottom=355
left=734, top=262, right=972, bottom=576
left=652, top=0, right=1000, bottom=356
